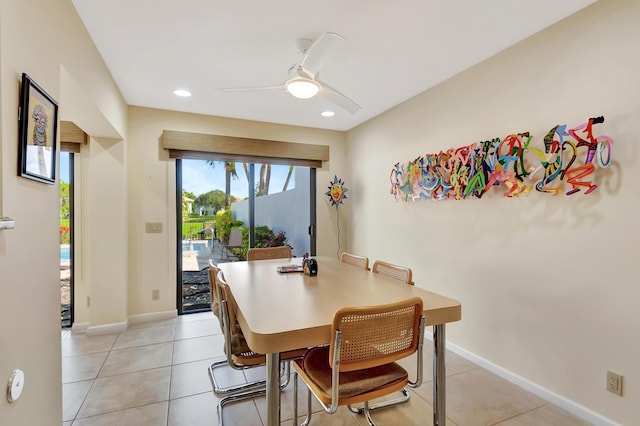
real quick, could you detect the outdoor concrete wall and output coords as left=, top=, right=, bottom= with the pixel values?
left=233, top=167, right=311, bottom=257
left=345, top=1, right=640, bottom=423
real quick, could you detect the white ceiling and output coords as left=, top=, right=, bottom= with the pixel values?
left=71, top=0, right=597, bottom=132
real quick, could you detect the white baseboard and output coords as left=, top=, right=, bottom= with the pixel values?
left=128, top=310, right=177, bottom=325
left=424, top=333, right=619, bottom=426
left=70, top=311, right=177, bottom=336
left=71, top=322, right=89, bottom=333
left=86, top=321, right=128, bottom=336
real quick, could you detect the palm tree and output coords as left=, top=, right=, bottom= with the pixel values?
left=242, top=162, right=272, bottom=197
left=257, top=164, right=271, bottom=196
left=223, top=162, right=238, bottom=208
left=207, top=160, right=238, bottom=209
left=282, top=165, right=294, bottom=191
left=207, top=160, right=274, bottom=201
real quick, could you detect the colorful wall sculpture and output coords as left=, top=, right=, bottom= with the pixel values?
left=390, top=116, right=613, bottom=201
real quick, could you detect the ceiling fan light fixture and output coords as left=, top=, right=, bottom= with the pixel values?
left=286, top=79, right=319, bottom=99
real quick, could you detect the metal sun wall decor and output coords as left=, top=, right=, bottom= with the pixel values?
left=326, top=175, right=349, bottom=208
left=326, top=175, right=349, bottom=259
left=390, top=116, right=613, bottom=201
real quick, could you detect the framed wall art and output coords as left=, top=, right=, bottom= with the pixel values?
left=18, top=73, right=58, bottom=184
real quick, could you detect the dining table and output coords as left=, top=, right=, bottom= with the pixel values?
left=219, top=256, right=462, bottom=426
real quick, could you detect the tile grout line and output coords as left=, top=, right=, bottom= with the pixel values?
left=166, top=318, right=178, bottom=425
left=69, top=331, right=115, bottom=423
left=489, top=402, right=552, bottom=425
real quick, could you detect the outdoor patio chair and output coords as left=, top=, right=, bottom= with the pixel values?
left=293, top=297, right=426, bottom=426
left=222, top=229, right=243, bottom=259
left=246, top=246, right=292, bottom=261
left=340, top=252, right=369, bottom=270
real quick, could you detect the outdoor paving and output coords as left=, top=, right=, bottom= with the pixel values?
left=182, top=239, right=240, bottom=271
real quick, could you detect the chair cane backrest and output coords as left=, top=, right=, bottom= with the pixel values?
left=340, top=252, right=369, bottom=270
left=216, top=271, right=241, bottom=336
left=330, top=297, right=423, bottom=372
left=207, top=260, right=221, bottom=318
left=246, top=246, right=292, bottom=261
left=372, top=260, right=413, bottom=285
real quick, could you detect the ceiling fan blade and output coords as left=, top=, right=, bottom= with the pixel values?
left=219, top=83, right=286, bottom=93
left=299, top=32, right=344, bottom=76
left=317, top=79, right=361, bottom=114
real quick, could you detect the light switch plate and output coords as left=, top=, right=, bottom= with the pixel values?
left=145, top=222, right=162, bottom=233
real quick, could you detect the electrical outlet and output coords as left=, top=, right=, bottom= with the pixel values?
left=152, top=289, right=160, bottom=300
left=607, top=371, right=623, bottom=396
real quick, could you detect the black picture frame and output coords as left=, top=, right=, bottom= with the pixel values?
left=18, top=73, right=58, bottom=184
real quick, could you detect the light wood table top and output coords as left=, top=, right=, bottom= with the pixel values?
left=219, top=256, right=461, bottom=354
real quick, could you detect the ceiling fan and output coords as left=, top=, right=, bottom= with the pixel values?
left=220, top=32, right=361, bottom=114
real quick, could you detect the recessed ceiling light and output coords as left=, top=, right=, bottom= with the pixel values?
left=174, top=89, right=191, bottom=97
left=321, top=110, right=335, bottom=117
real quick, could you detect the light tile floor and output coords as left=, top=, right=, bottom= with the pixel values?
left=61, top=312, right=591, bottom=425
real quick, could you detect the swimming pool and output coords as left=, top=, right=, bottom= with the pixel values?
left=60, top=246, right=70, bottom=261
left=182, top=240, right=211, bottom=255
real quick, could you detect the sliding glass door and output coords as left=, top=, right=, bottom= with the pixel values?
left=176, top=159, right=316, bottom=314
left=60, top=152, right=74, bottom=327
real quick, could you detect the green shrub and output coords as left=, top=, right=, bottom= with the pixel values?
left=254, top=226, right=275, bottom=248
left=233, top=226, right=289, bottom=259
left=215, top=209, right=243, bottom=243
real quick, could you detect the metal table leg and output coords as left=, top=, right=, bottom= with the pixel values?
left=433, top=324, right=446, bottom=425
left=266, top=352, right=281, bottom=426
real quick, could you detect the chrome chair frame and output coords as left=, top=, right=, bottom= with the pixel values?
left=293, top=300, right=426, bottom=426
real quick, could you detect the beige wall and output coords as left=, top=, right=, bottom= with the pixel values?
left=0, top=0, right=127, bottom=424
left=346, top=0, right=639, bottom=423
left=126, top=107, right=346, bottom=316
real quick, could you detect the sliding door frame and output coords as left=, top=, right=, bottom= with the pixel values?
left=175, top=159, right=316, bottom=315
